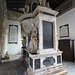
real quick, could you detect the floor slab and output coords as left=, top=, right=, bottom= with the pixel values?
left=0, top=55, right=75, bottom=75
left=63, top=61, right=75, bottom=75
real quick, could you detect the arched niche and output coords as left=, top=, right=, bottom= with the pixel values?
left=32, top=3, right=37, bottom=12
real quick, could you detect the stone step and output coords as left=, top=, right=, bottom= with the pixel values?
left=53, top=70, right=67, bottom=75
left=52, top=68, right=64, bottom=74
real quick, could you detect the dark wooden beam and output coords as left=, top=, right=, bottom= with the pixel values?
left=49, top=0, right=55, bottom=5
left=7, top=2, right=25, bottom=8
left=6, top=0, right=66, bottom=13
left=17, top=0, right=25, bottom=10
left=52, top=0, right=59, bottom=4
left=7, top=2, right=18, bottom=5
left=8, top=8, right=24, bottom=13
left=49, top=2, right=54, bottom=9
left=7, top=5, right=25, bottom=8
left=7, top=0, right=18, bottom=1
left=7, top=4, right=17, bottom=8
left=59, top=0, right=66, bottom=4
left=17, top=0, right=20, bottom=10
left=7, top=1, right=18, bottom=3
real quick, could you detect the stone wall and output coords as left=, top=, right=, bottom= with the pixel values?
left=0, top=0, right=7, bottom=57
left=2, top=16, right=7, bottom=54
left=0, top=0, right=23, bottom=59
left=0, top=0, right=4, bottom=62
left=2, top=11, right=23, bottom=55
left=7, top=10, right=23, bottom=21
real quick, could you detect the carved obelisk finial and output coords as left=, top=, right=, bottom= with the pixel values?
left=42, top=0, right=46, bottom=7
left=39, top=0, right=42, bottom=6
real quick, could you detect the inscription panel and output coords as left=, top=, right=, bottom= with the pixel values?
left=43, top=21, right=53, bottom=49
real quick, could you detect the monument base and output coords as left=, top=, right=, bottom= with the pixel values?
left=26, top=51, right=67, bottom=75
left=27, top=65, right=67, bottom=75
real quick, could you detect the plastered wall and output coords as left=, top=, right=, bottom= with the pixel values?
left=57, top=8, right=75, bottom=59
left=5, top=20, right=22, bottom=55
left=1, top=9, right=23, bottom=55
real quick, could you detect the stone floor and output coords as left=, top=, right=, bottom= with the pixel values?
left=63, top=61, right=75, bottom=75
left=1, top=54, right=21, bottom=62
left=0, top=54, right=28, bottom=75
left=0, top=55, right=75, bottom=75
left=0, top=59, right=28, bottom=75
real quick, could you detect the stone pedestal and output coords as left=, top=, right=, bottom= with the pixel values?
left=27, top=51, right=64, bottom=75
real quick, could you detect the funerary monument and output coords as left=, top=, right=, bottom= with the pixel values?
left=20, top=0, right=67, bottom=75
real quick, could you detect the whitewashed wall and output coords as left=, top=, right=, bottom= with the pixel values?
left=57, top=8, right=75, bottom=58
left=5, top=20, right=22, bottom=55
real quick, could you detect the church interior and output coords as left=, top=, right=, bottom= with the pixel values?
left=0, top=0, right=75, bottom=75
